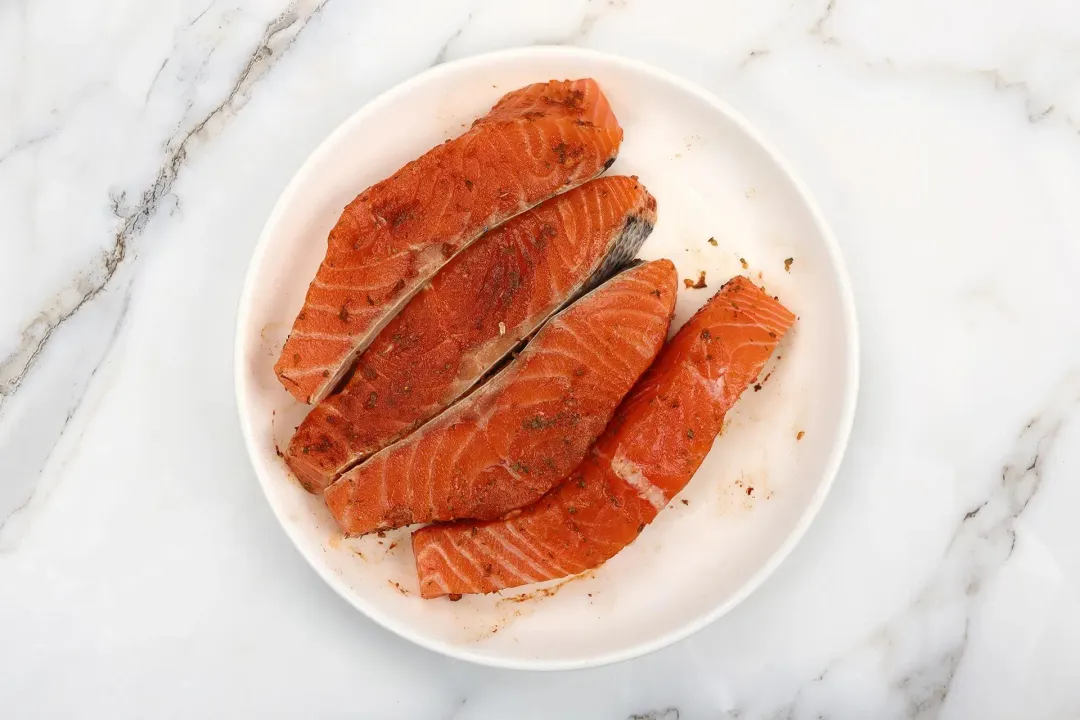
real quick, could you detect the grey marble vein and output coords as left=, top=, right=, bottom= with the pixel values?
left=0, top=236, right=125, bottom=416
left=974, top=69, right=1071, bottom=128
left=563, top=0, right=628, bottom=46
left=0, top=288, right=132, bottom=548
left=801, top=1, right=1079, bottom=133
left=771, top=375, right=1077, bottom=720
left=738, top=48, right=773, bottom=69
left=443, top=697, right=469, bottom=720
left=869, top=61, right=1080, bottom=132
left=892, top=619, right=969, bottom=719
left=432, top=10, right=474, bottom=66
left=629, top=709, right=679, bottom=720
left=867, top=61, right=1076, bottom=130
left=145, top=57, right=169, bottom=104
left=0, top=0, right=330, bottom=421
left=0, top=129, right=57, bottom=168
left=808, top=0, right=837, bottom=38
left=0, top=0, right=334, bottom=549
left=189, top=0, right=215, bottom=27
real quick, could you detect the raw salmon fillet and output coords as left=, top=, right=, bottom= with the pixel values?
left=324, top=259, right=678, bottom=536
left=275, top=79, right=624, bottom=404
left=286, top=176, right=657, bottom=492
left=412, top=276, right=795, bottom=598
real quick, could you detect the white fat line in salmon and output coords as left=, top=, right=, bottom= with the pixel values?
left=609, top=449, right=668, bottom=510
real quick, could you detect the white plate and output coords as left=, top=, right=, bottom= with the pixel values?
left=235, top=47, right=858, bottom=670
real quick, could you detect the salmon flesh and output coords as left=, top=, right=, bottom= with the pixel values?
left=286, top=176, right=657, bottom=492
left=275, top=79, right=624, bottom=404
left=412, top=276, right=795, bottom=598
left=323, top=259, right=678, bottom=536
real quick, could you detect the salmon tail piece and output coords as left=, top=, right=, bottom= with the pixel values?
left=285, top=176, right=657, bottom=493
left=412, top=275, right=795, bottom=598
left=323, top=259, right=679, bottom=536
left=274, top=79, right=624, bottom=404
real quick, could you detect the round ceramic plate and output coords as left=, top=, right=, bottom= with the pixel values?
left=235, top=46, right=858, bottom=670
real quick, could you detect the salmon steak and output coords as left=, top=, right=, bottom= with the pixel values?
left=286, top=176, right=657, bottom=493
left=324, top=259, right=678, bottom=536
left=412, top=276, right=795, bottom=598
left=275, top=79, right=624, bottom=404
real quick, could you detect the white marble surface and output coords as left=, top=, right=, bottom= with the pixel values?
left=2, top=0, right=1080, bottom=717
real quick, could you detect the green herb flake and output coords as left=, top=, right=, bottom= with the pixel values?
left=523, top=415, right=553, bottom=431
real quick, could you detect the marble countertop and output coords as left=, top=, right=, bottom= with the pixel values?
left=3, top=0, right=1080, bottom=717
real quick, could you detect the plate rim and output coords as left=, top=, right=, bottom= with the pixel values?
left=234, top=44, right=860, bottom=671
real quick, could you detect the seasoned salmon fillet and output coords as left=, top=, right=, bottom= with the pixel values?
left=286, top=176, right=656, bottom=492
left=275, top=79, right=624, bottom=403
left=412, top=276, right=794, bottom=598
left=324, top=259, right=678, bottom=536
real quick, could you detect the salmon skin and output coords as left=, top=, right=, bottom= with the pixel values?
left=275, top=79, right=624, bottom=404
left=286, top=176, right=657, bottom=493
left=324, top=259, right=678, bottom=536
left=412, top=276, right=795, bottom=598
